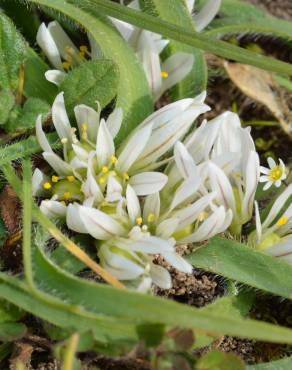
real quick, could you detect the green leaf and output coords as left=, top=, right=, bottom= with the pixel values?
left=0, top=322, right=26, bottom=341
left=0, top=90, right=14, bottom=124
left=60, top=59, right=119, bottom=113
left=140, top=0, right=207, bottom=97
left=196, top=350, right=245, bottom=370
left=5, top=97, right=50, bottom=133
left=0, top=218, right=7, bottom=248
left=136, top=323, right=165, bottom=347
left=0, top=299, right=23, bottom=322
left=29, top=0, right=153, bottom=142
left=60, top=0, right=292, bottom=76
left=187, top=237, right=292, bottom=299
left=248, top=357, right=292, bottom=370
left=0, top=133, right=59, bottom=165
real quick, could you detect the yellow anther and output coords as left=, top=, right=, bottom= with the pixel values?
left=147, top=213, right=155, bottom=223
left=65, top=46, right=73, bottom=53
left=67, top=176, right=75, bottom=182
left=62, top=61, right=71, bottom=71
left=198, top=211, right=208, bottom=222
left=111, top=155, right=118, bottom=165
left=51, top=176, right=59, bottom=183
left=277, top=216, right=288, bottom=226
left=123, top=172, right=129, bottom=181
left=99, top=177, right=106, bottom=185
left=102, top=166, right=109, bottom=174
left=80, top=45, right=88, bottom=53
left=136, top=217, right=143, bottom=225
left=61, top=138, right=68, bottom=144
left=43, top=182, right=52, bottom=190
left=269, top=166, right=283, bottom=182
left=161, top=71, right=169, bottom=78
left=63, top=192, right=71, bottom=200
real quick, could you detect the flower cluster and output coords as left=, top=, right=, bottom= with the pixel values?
left=34, top=90, right=290, bottom=290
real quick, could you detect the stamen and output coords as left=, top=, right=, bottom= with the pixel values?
left=63, top=192, right=71, bottom=200
left=62, top=61, right=71, bottom=71
left=99, top=177, right=106, bottom=185
left=102, top=166, right=109, bottom=174
left=65, top=46, right=74, bottom=54
left=51, top=176, right=59, bottom=183
left=67, top=176, right=75, bottom=182
left=111, top=155, right=118, bottom=165
left=161, top=71, right=169, bottom=78
left=136, top=217, right=143, bottom=225
left=147, top=213, right=155, bottom=223
left=80, top=45, right=89, bottom=53
left=43, top=182, right=52, bottom=190
left=61, top=138, right=68, bottom=144
left=277, top=216, right=288, bottom=226
left=198, top=211, right=208, bottom=222
left=123, top=172, right=129, bottom=181
left=269, top=166, right=283, bottom=182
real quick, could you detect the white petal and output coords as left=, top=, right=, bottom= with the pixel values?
left=36, top=23, right=63, bottom=70
left=74, top=104, right=100, bottom=143
left=193, top=0, right=221, bottom=32
left=170, top=175, right=201, bottom=211
left=106, top=108, right=123, bottom=139
left=106, top=175, right=123, bottom=202
left=116, top=124, right=153, bottom=173
left=40, top=200, right=66, bottom=219
left=263, top=184, right=292, bottom=228
left=130, top=236, right=175, bottom=254
left=82, top=154, right=104, bottom=202
left=174, top=141, right=197, bottom=179
left=260, top=166, right=270, bottom=175
left=79, top=206, right=126, bottom=240
left=156, top=218, right=179, bottom=239
left=36, top=115, right=53, bottom=153
left=162, top=252, right=193, bottom=274
left=47, top=21, right=78, bottom=60
left=266, top=240, right=292, bottom=258
left=72, top=144, right=89, bottom=162
left=173, top=192, right=216, bottom=231
left=126, top=185, right=141, bottom=224
left=254, top=201, right=262, bottom=243
left=110, top=17, right=135, bottom=41
left=267, top=157, right=276, bottom=169
left=32, top=168, right=48, bottom=197
left=52, top=92, right=72, bottom=142
left=186, top=0, right=195, bottom=13
left=66, top=203, right=88, bottom=233
left=42, top=152, right=72, bottom=176
left=96, top=119, right=115, bottom=167
left=45, top=70, right=66, bottom=86
left=150, top=263, right=172, bottom=289
left=242, top=151, right=260, bottom=222
left=259, top=175, right=269, bottom=183
left=143, top=193, right=160, bottom=221
left=129, top=172, right=168, bottom=196
left=160, top=53, right=194, bottom=98
left=208, top=162, right=236, bottom=213
left=263, top=181, right=272, bottom=191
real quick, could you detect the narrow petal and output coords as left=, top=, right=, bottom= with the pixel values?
left=160, top=53, right=194, bottom=98
left=52, top=92, right=72, bottom=142
left=254, top=201, right=262, bottom=243
left=45, top=70, right=66, bottom=86
left=40, top=200, right=67, bottom=219
left=74, top=104, right=100, bottom=143
left=106, top=108, right=123, bottom=139
left=106, top=175, right=123, bottom=202
left=169, top=175, right=201, bottom=211
left=66, top=203, right=88, bottom=233
left=267, top=157, right=276, bottom=169
left=116, top=124, right=153, bottom=173
left=174, top=141, right=198, bottom=179
left=32, top=168, right=48, bottom=197
left=81, top=154, right=104, bottom=202
left=186, top=0, right=196, bottom=13
left=130, top=236, right=175, bottom=254
left=42, top=152, right=72, bottom=176
left=47, top=21, right=78, bottom=60
left=72, top=144, right=89, bottom=162
left=193, top=0, right=221, bottom=32
left=79, top=206, right=126, bottom=240
left=260, top=166, right=270, bottom=175
left=162, top=252, right=193, bottom=274
left=36, top=23, right=63, bottom=70
left=126, top=185, right=141, bottom=224
left=96, top=119, right=115, bottom=167
left=129, top=172, right=168, bottom=196
left=150, top=263, right=172, bottom=289
left=143, top=193, right=160, bottom=221
left=36, top=115, right=53, bottom=153
left=156, top=218, right=179, bottom=239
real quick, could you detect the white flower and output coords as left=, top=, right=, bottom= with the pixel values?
left=186, top=0, right=221, bottom=32
left=36, top=21, right=92, bottom=85
left=250, top=185, right=292, bottom=261
left=259, top=157, right=287, bottom=191
left=110, top=3, right=194, bottom=101
left=34, top=91, right=208, bottom=216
